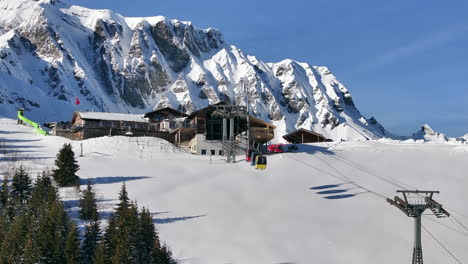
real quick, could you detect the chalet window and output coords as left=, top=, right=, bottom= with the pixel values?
left=206, top=117, right=223, bottom=140
left=210, top=150, right=215, bottom=155
left=201, top=149, right=207, bottom=155
left=219, top=150, right=223, bottom=155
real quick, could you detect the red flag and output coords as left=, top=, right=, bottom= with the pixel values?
left=75, top=97, right=80, bottom=105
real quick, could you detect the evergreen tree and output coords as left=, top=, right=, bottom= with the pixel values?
left=154, top=244, right=177, bottom=264
left=0, top=214, right=5, bottom=248
left=30, top=171, right=59, bottom=210
left=65, top=222, right=81, bottom=264
left=82, top=220, right=101, bottom=264
left=116, top=182, right=130, bottom=216
left=0, top=167, right=179, bottom=264
left=0, top=212, right=33, bottom=263
left=138, top=207, right=159, bottom=263
left=23, top=232, right=39, bottom=264
left=105, top=184, right=144, bottom=264
left=104, top=214, right=117, bottom=264
left=108, top=202, right=139, bottom=264
left=79, top=180, right=99, bottom=221
left=92, top=242, right=106, bottom=264
left=36, top=202, right=70, bottom=263
left=0, top=173, right=9, bottom=211
left=52, top=143, right=80, bottom=187
left=11, top=165, right=32, bottom=204
left=127, top=202, right=141, bottom=263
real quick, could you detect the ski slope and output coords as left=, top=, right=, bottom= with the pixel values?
left=1, top=118, right=467, bottom=264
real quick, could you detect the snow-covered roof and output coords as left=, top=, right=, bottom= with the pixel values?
left=76, top=112, right=148, bottom=123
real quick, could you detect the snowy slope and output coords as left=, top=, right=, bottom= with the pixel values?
left=0, top=0, right=390, bottom=141
left=2, top=118, right=468, bottom=264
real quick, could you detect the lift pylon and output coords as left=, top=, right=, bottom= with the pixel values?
left=387, top=190, right=450, bottom=264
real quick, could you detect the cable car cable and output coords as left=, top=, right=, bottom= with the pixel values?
left=421, top=225, right=464, bottom=264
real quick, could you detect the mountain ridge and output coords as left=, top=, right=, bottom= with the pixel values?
left=0, top=0, right=394, bottom=141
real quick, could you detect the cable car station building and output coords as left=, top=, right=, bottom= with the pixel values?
left=54, top=103, right=275, bottom=156
left=172, top=102, right=276, bottom=156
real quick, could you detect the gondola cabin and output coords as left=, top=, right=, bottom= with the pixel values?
left=255, top=155, right=267, bottom=170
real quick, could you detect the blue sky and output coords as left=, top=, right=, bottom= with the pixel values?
left=66, top=0, right=468, bottom=137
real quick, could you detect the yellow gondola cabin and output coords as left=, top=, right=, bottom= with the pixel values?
left=255, top=155, right=267, bottom=170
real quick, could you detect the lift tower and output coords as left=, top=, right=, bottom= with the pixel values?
left=212, top=104, right=247, bottom=163
left=387, top=190, right=450, bottom=264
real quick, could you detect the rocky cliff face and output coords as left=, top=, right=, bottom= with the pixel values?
left=0, top=0, right=389, bottom=141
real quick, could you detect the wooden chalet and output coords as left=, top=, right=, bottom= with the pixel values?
left=282, top=128, right=331, bottom=144
left=172, top=102, right=276, bottom=155
left=144, top=107, right=188, bottom=132
left=55, top=111, right=173, bottom=142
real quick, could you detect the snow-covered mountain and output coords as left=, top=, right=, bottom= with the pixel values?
left=0, top=0, right=390, bottom=141
left=410, top=124, right=467, bottom=144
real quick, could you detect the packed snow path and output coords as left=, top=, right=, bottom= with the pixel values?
left=1, top=118, right=467, bottom=264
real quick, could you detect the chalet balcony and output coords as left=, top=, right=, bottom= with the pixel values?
left=249, top=127, right=274, bottom=142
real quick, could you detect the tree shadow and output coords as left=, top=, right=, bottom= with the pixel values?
left=0, top=156, right=53, bottom=162
left=154, top=214, right=206, bottom=224
left=80, top=176, right=151, bottom=185
left=0, top=131, right=29, bottom=135
left=150, top=211, right=170, bottom=216
left=0, top=145, right=42, bottom=149
left=84, top=152, right=112, bottom=157
left=0, top=138, right=41, bottom=143
left=63, top=199, right=79, bottom=209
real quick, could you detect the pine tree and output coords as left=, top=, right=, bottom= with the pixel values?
left=154, top=244, right=177, bottom=264
left=0, top=212, right=33, bottom=263
left=36, top=202, right=70, bottom=263
left=138, top=207, right=159, bottom=263
left=79, top=181, right=99, bottom=221
left=103, top=183, right=178, bottom=264
left=30, top=171, right=59, bottom=210
left=65, top=222, right=81, bottom=264
left=127, top=202, right=141, bottom=263
left=0, top=214, right=5, bottom=249
left=0, top=173, right=9, bottom=211
left=52, top=143, right=80, bottom=187
left=116, top=183, right=130, bottom=216
left=23, top=232, right=39, bottom=264
left=104, top=214, right=117, bottom=263
left=92, top=242, right=106, bottom=264
left=108, top=202, right=139, bottom=264
left=82, top=220, right=101, bottom=264
left=11, top=165, right=32, bottom=204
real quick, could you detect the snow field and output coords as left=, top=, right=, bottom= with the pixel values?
left=1, top=118, right=468, bottom=263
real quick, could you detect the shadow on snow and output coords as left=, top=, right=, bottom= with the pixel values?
left=80, top=176, right=151, bottom=185
left=310, top=183, right=365, bottom=200
left=154, top=214, right=206, bottom=224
